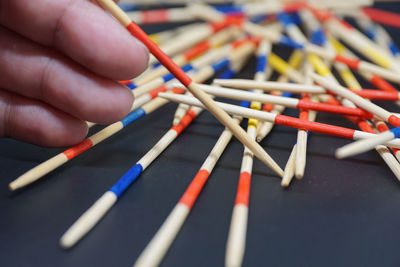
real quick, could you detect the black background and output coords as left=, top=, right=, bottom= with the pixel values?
left=2, top=3, right=400, bottom=267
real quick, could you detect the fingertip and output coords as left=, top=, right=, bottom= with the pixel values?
left=91, top=82, right=134, bottom=124
left=39, top=118, right=89, bottom=147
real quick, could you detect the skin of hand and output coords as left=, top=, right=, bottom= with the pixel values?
left=0, top=0, right=149, bottom=147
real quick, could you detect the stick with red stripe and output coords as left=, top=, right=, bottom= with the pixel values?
left=360, top=120, right=400, bottom=181
left=145, top=21, right=233, bottom=66
left=374, top=120, right=400, bottom=165
left=173, top=83, right=374, bottom=119
left=225, top=116, right=260, bottom=267
left=158, top=93, right=400, bottom=148
left=311, top=74, right=400, bottom=127
left=257, top=50, right=304, bottom=142
left=8, top=88, right=183, bottom=191
left=127, top=7, right=193, bottom=24
left=60, top=106, right=203, bottom=249
left=134, top=115, right=244, bottom=267
left=134, top=27, right=238, bottom=86
left=96, top=0, right=284, bottom=177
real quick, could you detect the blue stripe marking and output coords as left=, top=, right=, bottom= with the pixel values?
left=389, top=42, right=400, bottom=56
left=240, top=101, right=251, bottom=108
left=127, top=83, right=136, bottom=90
left=278, top=36, right=304, bottom=49
left=289, top=13, right=301, bottom=26
left=152, top=62, right=162, bottom=69
left=218, top=69, right=236, bottom=79
left=309, top=29, right=326, bottom=46
left=214, top=5, right=242, bottom=13
left=211, top=58, right=230, bottom=73
left=250, top=15, right=268, bottom=24
left=118, top=3, right=138, bottom=11
left=256, top=55, right=267, bottom=73
left=282, top=92, right=293, bottom=98
left=109, top=164, right=143, bottom=197
left=121, top=108, right=146, bottom=128
left=390, top=126, right=400, bottom=138
left=163, top=64, right=193, bottom=82
left=365, top=26, right=377, bottom=40
left=277, top=12, right=293, bottom=28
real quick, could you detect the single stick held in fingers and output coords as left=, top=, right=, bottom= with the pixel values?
left=95, top=0, right=284, bottom=177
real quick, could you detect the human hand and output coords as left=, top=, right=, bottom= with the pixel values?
left=0, top=0, right=148, bottom=147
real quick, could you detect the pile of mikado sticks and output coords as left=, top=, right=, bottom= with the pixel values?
left=9, top=0, right=400, bottom=266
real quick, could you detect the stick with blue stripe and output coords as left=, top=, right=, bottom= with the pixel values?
left=336, top=127, right=400, bottom=159
left=58, top=55, right=254, bottom=249
left=60, top=105, right=203, bottom=249
left=8, top=86, right=185, bottom=191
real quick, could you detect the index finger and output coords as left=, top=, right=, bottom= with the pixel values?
left=0, top=0, right=148, bottom=80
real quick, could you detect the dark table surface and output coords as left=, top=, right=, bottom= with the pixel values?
left=2, top=3, right=400, bottom=267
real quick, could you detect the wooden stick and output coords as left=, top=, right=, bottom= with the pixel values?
left=8, top=88, right=182, bottom=191
left=172, top=83, right=373, bottom=118
left=158, top=93, right=400, bottom=148
left=257, top=50, right=304, bottom=142
left=134, top=116, right=243, bottom=267
left=60, top=107, right=203, bottom=249
left=96, top=0, right=284, bottom=177
left=281, top=144, right=297, bottom=187
left=311, top=74, right=400, bottom=127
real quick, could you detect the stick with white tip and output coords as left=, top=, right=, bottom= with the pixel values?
left=336, top=127, right=400, bottom=159
left=60, top=107, right=203, bottom=249
left=134, top=115, right=243, bottom=267
left=281, top=145, right=297, bottom=187
left=96, top=0, right=284, bottom=177
left=158, top=93, right=400, bottom=149
left=311, top=73, right=400, bottom=127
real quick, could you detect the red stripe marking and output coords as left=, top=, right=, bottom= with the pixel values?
left=231, top=38, right=258, bottom=49
left=370, top=75, right=397, bottom=92
left=324, top=95, right=341, bottom=105
left=63, top=139, right=93, bottom=160
left=210, top=19, right=231, bottom=32
left=171, top=88, right=186, bottom=95
left=183, top=41, right=210, bottom=61
left=148, top=85, right=167, bottom=99
left=376, top=121, right=389, bottom=133
left=141, top=10, right=168, bottom=24
left=178, top=169, right=210, bottom=209
left=334, top=55, right=360, bottom=69
left=235, top=172, right=251, bottom=206
left=274, top=114, right=356, bottom=139
left=388, top=115, right=400, bottom=127
left=171, top=109, right=197, bottom=135
left=119, top=80, right=132, bottom=85
left=355, top=90, right=399, bottom=101
left=126, top=22, right=193, bottom=87
left=297, top=100, right=373, bottom=118
left=299, top=94, right=310, bottom=121
left=338, top=19, right=354, bottom=30
left=262, top=103, right=275, bottom=112
left=363, top=7, right=400, bottom=29
left=263, top=92, right=282, bottom=112
left=299, top=109, right=309, bottom=121
left=308, top=6, right=334, bottom=22
left=357, top=120, right=375, bottom=133
left=283, top=1, right=307, bottom=13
